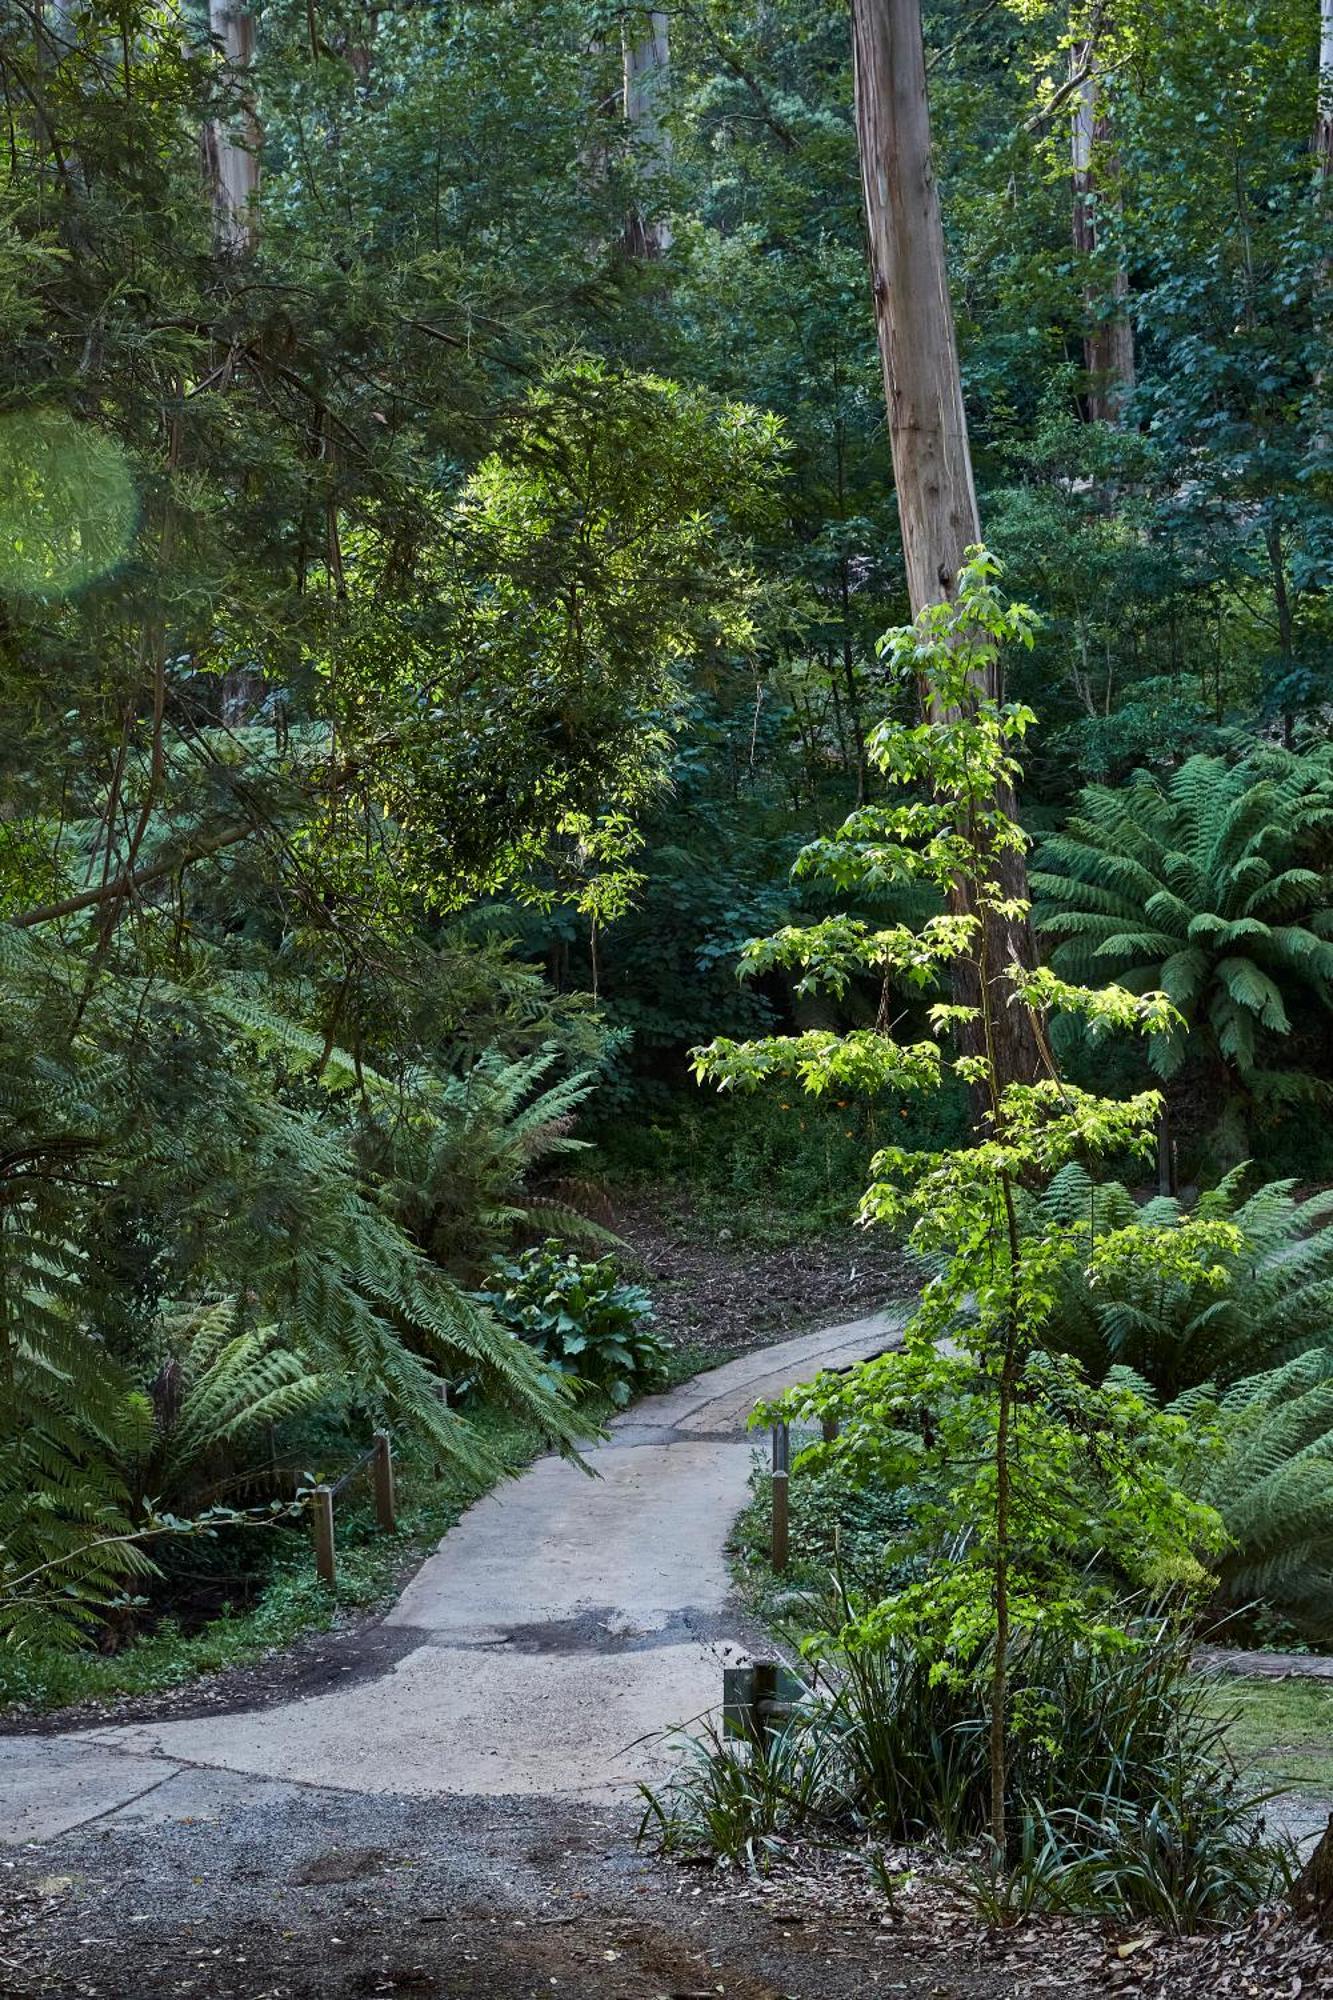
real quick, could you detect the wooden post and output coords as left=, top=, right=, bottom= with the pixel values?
left=432, top=1381, right=450, bottom=1479
left=751, top=1658, right=778, bottom=1757
left=821, top=1413, right=839, bottom=1444
left=771, top=1423, right=790, bottom=1573
left=311, top=1484, right=336, bottom=1588
left=372, top=1431, right=396, bottom=1534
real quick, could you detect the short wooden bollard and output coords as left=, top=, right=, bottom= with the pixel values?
left=771, top=1422, right=790, bottom=1572
left=311, top=1483, right=336, bottom=1588
left=372, top=1431, right=396, bottom=1533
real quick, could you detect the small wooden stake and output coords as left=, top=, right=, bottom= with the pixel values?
left=311, top=1483, right=336, bottom=1588
left=372, top=1431, right=396, bottom=1534
left=751, top=1659, right=778, bottom=1754
left=771, top=1423, right=790, bottom=1573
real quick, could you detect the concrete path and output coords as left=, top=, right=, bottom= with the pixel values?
left=0, top=1311, right=901, bottom=1846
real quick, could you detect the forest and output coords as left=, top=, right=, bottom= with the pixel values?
left=6, top=0, right=1333, bottom=1991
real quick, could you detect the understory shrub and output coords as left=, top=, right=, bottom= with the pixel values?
left=478, top=1240, right=667, bottom=1406
left=590, top=1085, right=970, bottom=1244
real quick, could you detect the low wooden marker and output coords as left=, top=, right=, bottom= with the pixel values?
left=723, top=1657, right=809, bottom=1751
left=372, top=1431, right=396, bottom=1533
left=311, top=1484, right=336, bottom=1588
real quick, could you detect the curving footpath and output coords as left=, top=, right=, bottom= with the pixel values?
left=0, top=1311, right=902, bottom=1848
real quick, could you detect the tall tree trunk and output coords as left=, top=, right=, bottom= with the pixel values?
left=1070, top=35, right=1135, bottom=422
left=849, top=0, right=1040, bottom=1091
left=622, top=6, right=671, bottom=257
left=1312, top=0, right=1333, bottom=386
left=1318, top=0, right=1333, bottom=179
left=203, top=0, right=260, bottom=254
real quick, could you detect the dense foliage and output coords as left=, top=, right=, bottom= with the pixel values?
left=6, top=0, right=1333, bottom=1942
left=1034, top=754, right=1333, bottom=1154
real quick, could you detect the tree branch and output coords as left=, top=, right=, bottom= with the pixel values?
left=9, top=822, right=255, bottom=930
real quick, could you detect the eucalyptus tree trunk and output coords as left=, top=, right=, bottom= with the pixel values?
left=1070, top=36, right=1135, bottom=421
left=849, top=0, right=1040, bottom=1096
left=1318, top=0, right=1333, bottom=178
left=850, top=11, right=1040, bottom=1844
left=203, top=0, right=260, bottom=253
left=1314, top=0, right=1333, bottom=332
left=622, top=6, right=672, bottom=256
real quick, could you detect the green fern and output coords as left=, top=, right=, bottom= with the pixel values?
left=1035, top=1161, right=1333, bottom=1399
left=107, top=1300, right=329, bottom=1515
left=1165, top=1353, right=1333, bottom=1642
left=0, top=919, right=594, bottom=1650
left=0, top=1211, right=150, bottom=1649
left=1033, top=750, right=1333, bottom=1117
left=361, top=1044, right=616, bottom=1279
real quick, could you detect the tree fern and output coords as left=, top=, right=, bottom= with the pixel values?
left=108, top=1300, right=329, bottom=1514
left=1165, top=1353, right=1333, bottom=1642
left=0, top=919, right=595, bottom=1649
left=1033, top=750, right=1333, bottom=1118
left=1035, top=1161, right=1333, bottom=1398
left=360, top=1044, right=616, bottom=1279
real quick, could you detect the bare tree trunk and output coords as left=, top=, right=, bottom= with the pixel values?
left=851, top=0, right=978, bottom=614
left=1297, top=1814, right=1333, bottom=1936
left=1318, top=0, right=1333, bottom=179
left=849, top=0, right=1040, bottom=1091
left=203, top=0, right=260, bottom=254
left=622, top=6, right=671, bottom=257
left=1070, top=36, right=1135, bottom=422
left=1313, top=0, right=1333, bottom=368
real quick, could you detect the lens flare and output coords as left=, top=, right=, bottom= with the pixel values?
left=0, top=409, right=137, bottom=598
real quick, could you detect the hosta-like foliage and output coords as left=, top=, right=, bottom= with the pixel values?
left=479, top=1240, right=666, bottom=1408
left=1033, top=751, right=1333, bottom=1101
left=1035, top=1162, right=1333, bottom=1399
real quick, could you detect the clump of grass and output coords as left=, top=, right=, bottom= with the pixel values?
left=640, top=1606, right=1295, bottom=1932
left=1203, top=1675, right=1333, bottom=1795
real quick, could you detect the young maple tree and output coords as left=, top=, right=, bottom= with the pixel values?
left=695, top=550, right=1223, bottom=1848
